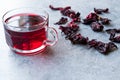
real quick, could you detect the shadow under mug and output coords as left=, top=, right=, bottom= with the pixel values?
left=2, top=8, right=58, bottom=55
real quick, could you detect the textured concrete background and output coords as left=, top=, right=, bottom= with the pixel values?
left=0, top=0, right=120, bottom=80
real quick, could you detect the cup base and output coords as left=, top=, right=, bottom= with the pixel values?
left=10, top=45, right=47, bottom=56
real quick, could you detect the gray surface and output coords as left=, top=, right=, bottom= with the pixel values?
left=0, top=0, right=120, bottom=80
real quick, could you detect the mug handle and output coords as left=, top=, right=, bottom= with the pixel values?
left=45, top=27, right=58, bottom=46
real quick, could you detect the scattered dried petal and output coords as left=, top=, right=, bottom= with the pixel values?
left=106, top=29, right=120, bottom=43
left=94, top=8, right=109, bottom=14
left=59, top=24, right=79, bottom=36
left=55, top=17, right=68, bottom=25
left=111, top=35, right=120, bottom=43
left=83, top=18, right=96, bottom=25
left=100, top=18, right=111, bottom=24
left=49, top=5, right=63, bottom=10
left=68, top=33, right=89, bottom=44
left=88, top=40, right=117, bottom=54
left=88, top=39, right=98, bottom=48
left=50, top=5, right=117, bottom=55
left=86, top=13, right=99, bottom=20
left=49, top=5, right=71, bottom=11
left=108, top=42, right=118, bottom=51
left=90, top=22, right=104, bottom=32
left=106, top=29, right=120, bottom=34
left=83, top=13, right=99, bottom=24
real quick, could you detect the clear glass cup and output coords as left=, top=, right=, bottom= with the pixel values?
left=2, top=8, right=58, bottom=55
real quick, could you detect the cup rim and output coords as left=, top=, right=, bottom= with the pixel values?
left=2, top=7, right=49, bottom=30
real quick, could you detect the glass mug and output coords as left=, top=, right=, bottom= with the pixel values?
left=2, top=8, right=58, bottom=55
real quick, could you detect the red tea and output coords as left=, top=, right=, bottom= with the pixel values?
left=4, top=13, right=47, bottom=50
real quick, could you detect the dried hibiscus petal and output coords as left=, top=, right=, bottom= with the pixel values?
left=88, top=39, right=117, bottom=54
left=72, top=17, right=81, bottom=23
left=96, top=42, right=109, bottom=54
left=83, top=13, right=99, bottom=24
left=59, top=24, right=79, bottom=36
left=83, top=18, right=97, bottom=25
left=75, top=12, right=81, bottom=18
left=68, top=21, right=79, bottom=29
left=96, top=42, right=117, bottom=54
left=88, top=39, right=98, bottom=48
left=90, top=22, right=104, bottom=32
left=59, top=26, right=73, bottom=36
left=49, top=5, right=81, bottom=21
left=106, top=29, right=120, bottom=43
left=107, top=42, right=118, bottom=52
left=61, top=9, right=81, bottom=21
left=107, top=31, right=120, bottom=43
left=106, top=29, right=120, bottom=34
left=100, top=17, right=111, bottom=24
left=94, top=8, right=109, bottom=14
left=59, top=22, right=89, bottom=45
left=71, top=12, right=81, bottom=23
left=49, top=5, right=71, bottom=11
left=86, top=13, right=99, bottom=20
left=62, top=9, right=76, bottom=18
left=68, top=33, right=89, bottom=44
left=109, top=32, right=115, bottom=41
left=110, top=35, right=120, bottom=43
left=115, top=29, right=120, bottom=33
left=55, top=17, right=68, bottom=25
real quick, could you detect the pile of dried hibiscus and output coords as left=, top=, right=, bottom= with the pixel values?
left=49, top=5, right=118, bottom=55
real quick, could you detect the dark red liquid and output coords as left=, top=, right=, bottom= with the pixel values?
left=4, top=13, right=47, bottom=50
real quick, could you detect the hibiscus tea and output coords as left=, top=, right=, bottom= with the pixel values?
left=4, top=13, right=48, bottom=51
